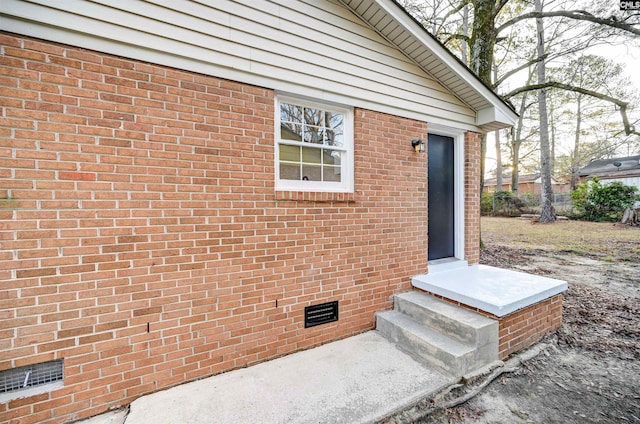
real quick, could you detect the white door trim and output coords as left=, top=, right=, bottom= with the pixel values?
left=428, top=124, right=466, bottom=261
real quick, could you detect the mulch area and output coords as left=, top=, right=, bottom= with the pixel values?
left=480, top=246, right=640, bottom=360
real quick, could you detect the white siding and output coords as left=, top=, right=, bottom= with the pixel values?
left=0, top=0, right=478, bottom=129
left=604, top=177, right=640, bottom=190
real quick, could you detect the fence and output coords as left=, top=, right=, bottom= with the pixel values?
left=483, top=193, right=573, bottom=216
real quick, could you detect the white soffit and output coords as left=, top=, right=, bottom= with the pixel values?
left=340, top=0, right=518, bottom=131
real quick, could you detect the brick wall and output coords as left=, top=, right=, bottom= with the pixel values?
left=0, top=33, right=431, bottom=423
left=464, top=131, right=481, bottom=265
left=498, top=294, right=563, bottom=359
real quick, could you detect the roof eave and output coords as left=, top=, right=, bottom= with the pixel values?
left=343, top=0, right=517, bottom=131
left=477, top=106, right=517, bottom=131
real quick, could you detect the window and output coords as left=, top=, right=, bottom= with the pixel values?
left=275, top=96, right=353, bottom=192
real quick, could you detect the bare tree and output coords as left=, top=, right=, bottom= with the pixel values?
left=535, top=0, right=556, bottom=222
left=400, top=0, right=640, bottom=184
left=401, top=0, right=639, bottom=228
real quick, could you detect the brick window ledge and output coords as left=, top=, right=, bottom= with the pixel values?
left=274, top=190, right=357, bottom=203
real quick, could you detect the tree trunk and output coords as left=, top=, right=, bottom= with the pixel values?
left=509, top=67, right=536, bottom=197
left=511, top=88, right=529, bottom=197
left=496, top=130, right=503, bottom=191
left=511, top=140, right=520, bottom=196
left=461, top=4, right=469, bottom=65
left=535, top=0, right=556, bottom=223
left=621, top=208, right=640, bottom=226
left=549, top=100, right=556, bottom=176
left=493, top=65, right=502, bottom=191
left=480, top=132, right=487, bottom=193
left=570, top=95, right=582, bottom=190
left=469, top=0, right=497, bottom=197
left=469, top=0, right=496, bottom=85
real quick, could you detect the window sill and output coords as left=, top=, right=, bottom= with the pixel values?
left=274, top=190, right=357, bottom=203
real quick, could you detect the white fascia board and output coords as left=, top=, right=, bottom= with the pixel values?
left=373, top=0, right=518, bottom=126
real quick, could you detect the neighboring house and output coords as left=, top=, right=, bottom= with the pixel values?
left=484, top=173, right=570, bottom=195
left=576, top=155, right=640, bottom=191
left=0, top=2, right=563, bottom=423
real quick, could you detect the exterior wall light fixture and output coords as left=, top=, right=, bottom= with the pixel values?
left=411, top=139, right=425, bottom=153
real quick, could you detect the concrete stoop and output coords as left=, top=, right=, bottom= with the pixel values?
left=376, top=291, right=499, bottom=376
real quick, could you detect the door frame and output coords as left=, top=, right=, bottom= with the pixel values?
left=428, top=124, right=465, bottom=261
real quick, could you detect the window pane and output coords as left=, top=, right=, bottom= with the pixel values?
left=323, top=149, right=341, bottom=166
left=304, top=107, right=324, bottom=127
left=326, top=112, right=343, bottom=146
left=281, top=103, right=302, bottom=123
left=301, top=165, right=322, bottom=181
left=323, top=166, right=341, bottom=182
left=279, top=144, right=300, bottom=162
left=280, top=163, right=300, bottom=180
left=304, top=126, right=324, bottom=144
left=281, top=123, right=302, bottom=142
left=302, top=146, right=321, bottom=164
left=327, top=111, right=343, bottom=128
left=331, top=132, right=344, bottom=147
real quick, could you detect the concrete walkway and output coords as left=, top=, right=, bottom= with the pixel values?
left=80, top=331, right=452, bottom=424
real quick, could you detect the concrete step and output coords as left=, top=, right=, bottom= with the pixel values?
left=394, top=291, right=498, bottom=348
left=376, top=310, right=477, bottom=376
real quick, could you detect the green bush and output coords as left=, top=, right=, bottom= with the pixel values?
left=481, top=191, right=493, bottom=215
left=571, top=178, right=639, bottom=221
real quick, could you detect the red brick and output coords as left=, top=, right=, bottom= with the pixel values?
left=16, top=268, right=57, bottom=279
left=59, top=171, right=97, bottom=181
left=37, top=339, right=76, bottom=353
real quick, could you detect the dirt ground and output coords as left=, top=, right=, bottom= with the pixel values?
left=384, top=217, right=640, bottom=424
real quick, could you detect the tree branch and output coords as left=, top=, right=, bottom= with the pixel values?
left=444, top=33, right=471, bottom=46
left=495, top=35, right=596, bottom=88
left=495, top=55, right=546, bottom=87
left=494, top=0, right=511, bottom=18
left=497, top=11, right=640, bottom=36
left=503, top=82, right=639, bottom=136
left=442, top=0, right=471, bottom=23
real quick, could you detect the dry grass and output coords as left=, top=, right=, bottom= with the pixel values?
left=481, top=217, right=640, bottom=261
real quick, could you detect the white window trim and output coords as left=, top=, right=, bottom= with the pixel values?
left=274, top=95, right=354, bottom=193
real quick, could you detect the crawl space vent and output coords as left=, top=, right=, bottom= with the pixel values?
left=304, top=301, right=339, bottom=328
left=0, top=359, right=64, bottom=395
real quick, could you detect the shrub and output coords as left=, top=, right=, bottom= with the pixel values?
left=481, top=191, right=493, bottom=215
left=571, top=178, right=639, bottom=221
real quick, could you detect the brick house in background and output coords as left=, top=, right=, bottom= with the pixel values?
left=0, top=1, right=542, bottom=422
left=484, top=173, right=571, bottom=195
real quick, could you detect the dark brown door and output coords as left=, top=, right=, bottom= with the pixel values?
left=428, top=134, right=455, bottom=260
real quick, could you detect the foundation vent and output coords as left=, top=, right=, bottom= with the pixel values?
left=0, top=359, right=64, bottom=395
left=304, top=301, right=339, bottom=328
